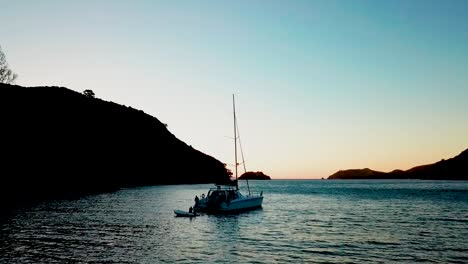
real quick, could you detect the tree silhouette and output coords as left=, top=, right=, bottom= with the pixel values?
left=83, top=89, right=95, bottom=98
left=0, top=46, right=18, bottom=84
left=224, top=163, right=233, bottom=177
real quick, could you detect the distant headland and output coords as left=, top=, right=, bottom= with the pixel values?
left=0, top=83, right=230, bottom=209
left=239, top=171, right=271, bottom=180
left=328, top=149, right=468, bottom=180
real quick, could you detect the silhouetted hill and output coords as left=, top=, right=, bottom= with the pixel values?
left=0, top=83, right=230, bottom=208
left=239, top=171, right=271, bottom=180
left=328, top=149, right=468, bottom=180
left=328, top=168, right=388, bottom=179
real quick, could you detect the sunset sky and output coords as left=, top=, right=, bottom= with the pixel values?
left=2, top=0, right=468, bottom=178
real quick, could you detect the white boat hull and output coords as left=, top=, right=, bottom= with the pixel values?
left=195, top=192, right=263, bottom=213
left=218, top=196, right=263, bottom=212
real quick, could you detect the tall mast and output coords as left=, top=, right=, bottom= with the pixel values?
left=233, top=94, right=238, bottom=190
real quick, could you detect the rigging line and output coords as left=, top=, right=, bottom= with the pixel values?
left=235, top=111, right=251, bottom=195
left=236, top=121, right=247, bottom=174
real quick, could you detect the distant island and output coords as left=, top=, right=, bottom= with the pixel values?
left=0, top=83, right=230, bottom=209
left=239, top=171, right=271, bottom=180
left=328, top=149, right=468, bottom=180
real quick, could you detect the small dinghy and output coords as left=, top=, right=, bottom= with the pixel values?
left=174, top=210, right=198, bottom=217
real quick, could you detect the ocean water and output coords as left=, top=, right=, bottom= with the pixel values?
left=0, top=180, right=467, bottom=263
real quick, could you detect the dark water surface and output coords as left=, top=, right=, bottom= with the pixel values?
left=1, top=180, right=467, bottom=263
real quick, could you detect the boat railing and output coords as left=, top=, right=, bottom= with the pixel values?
left=209, top=185, right=263, bottom=197
left=247, top=191, right=263, bottom=197
left=210, top=185, right=236, bottom=191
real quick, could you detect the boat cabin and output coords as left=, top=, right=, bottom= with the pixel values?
left=207, top=185, right=240, bottom=203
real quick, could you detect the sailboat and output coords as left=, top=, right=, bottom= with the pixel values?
left=194, top=95, right=264, bottom=213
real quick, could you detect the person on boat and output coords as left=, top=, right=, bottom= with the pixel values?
left=201, top=193, right=205, bottom=199
left=219, top=192, right=226, bottom=204
left=227, top=190, right=235, bottom=200
left=189, top=206, right=193, bottom=213
left=194, top=195, right=199, bottom=205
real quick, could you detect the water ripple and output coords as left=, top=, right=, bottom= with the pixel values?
left=0, top=180, right=467, bottom=263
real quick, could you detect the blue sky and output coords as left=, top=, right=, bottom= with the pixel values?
left=2, top=0, right=468, bottom=178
